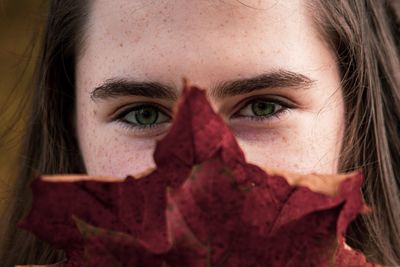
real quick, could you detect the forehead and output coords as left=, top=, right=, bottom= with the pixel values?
left=79, top=0, right=322, bottom=88
left=89, top=0, right=305, bottom=31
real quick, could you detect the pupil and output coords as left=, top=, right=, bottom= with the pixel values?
left=252, top=101, right=275, bottom=116
left=135, top=107, right=158, bottom=125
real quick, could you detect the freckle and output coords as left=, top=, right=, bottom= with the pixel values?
left=93, top=110, right=97, bottom=115
left=119, top=43, right=123, bottom=47
left=163, top=18, right=167, bottom=23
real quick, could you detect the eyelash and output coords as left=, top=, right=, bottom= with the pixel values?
left=113, top=97, right=291, bottom=133
left=114, top=103, right=171, bottom=133
left=232, top=96, right=290, bottom=122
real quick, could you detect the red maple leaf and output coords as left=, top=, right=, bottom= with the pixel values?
left=18, top=80, right=381, bottom=266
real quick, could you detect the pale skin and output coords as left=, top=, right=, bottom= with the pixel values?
left=15, top=1, right=354, bottom=266
left=75, top=0, right=345, bottom=179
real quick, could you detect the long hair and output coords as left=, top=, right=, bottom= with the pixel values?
left=310, top=1, right=400, bottom=265
left=0, top=1, right=88, bottom=265
left=1, top=1, right=399, bottom=266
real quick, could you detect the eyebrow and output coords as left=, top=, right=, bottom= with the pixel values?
left=90, top=70, right=315, bottom=102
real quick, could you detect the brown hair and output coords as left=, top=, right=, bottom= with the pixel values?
left=309, top=1, right=400, bottom=265
left=1, top=0, right=399, bottom=266
left=0, top=0, right=88, bottom=265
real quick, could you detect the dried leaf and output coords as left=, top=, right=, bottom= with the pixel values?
left=18, top=81, right=380, bottom=266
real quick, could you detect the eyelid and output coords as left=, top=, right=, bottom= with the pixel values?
left=231, top=95, right=295, bottom=117
left=113, top=102, right=172, bottom=121
left=111, top=95, right=294, bottom=135
left=112, top=103, right=172, bottom=137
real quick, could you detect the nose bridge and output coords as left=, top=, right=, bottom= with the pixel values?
left=159, top=42, right=249, bottom=94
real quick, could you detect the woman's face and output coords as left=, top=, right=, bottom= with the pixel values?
left=76, top=0, right=345, bottom=178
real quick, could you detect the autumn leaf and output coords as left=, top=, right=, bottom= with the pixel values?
left=18, top=80, right=380, bottom=267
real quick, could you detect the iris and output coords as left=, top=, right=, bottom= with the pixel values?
left=251, top=100, right=276, bottom=116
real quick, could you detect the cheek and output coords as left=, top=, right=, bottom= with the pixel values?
left=76, top=93, right=344, bottom=177
left=80, top=130, right=158, bottom=178
left=100, top=141, right=157, bottom=178
left=236, top=132, right=309, bottom=173
left=235, top=113, right=344, bottom=174
left=76, top=105, right=158, bottom=178
left=237, top=134, right=337, bottom=174
left=78, top=119, right=344, bottom=178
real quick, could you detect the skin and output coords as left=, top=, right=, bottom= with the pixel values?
left=75, top=0, right=345, bottom=179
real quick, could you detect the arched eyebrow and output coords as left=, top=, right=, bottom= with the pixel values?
left=90, top=79, right=178, bottom=101
left=210, top=70, right=315, bottom=98
left=90, top=69, right=315, bottom=102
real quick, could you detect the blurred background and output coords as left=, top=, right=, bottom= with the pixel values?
left=0, top=0, right=46, bottom=212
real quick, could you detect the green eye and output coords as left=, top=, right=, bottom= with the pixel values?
left=251, top=100, right=277, bottom=116
left=134, top=106, right=158, bottom=125
left=122, top=105, right=170, bottom=127
left=237, top=99, right=283, bottom=118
